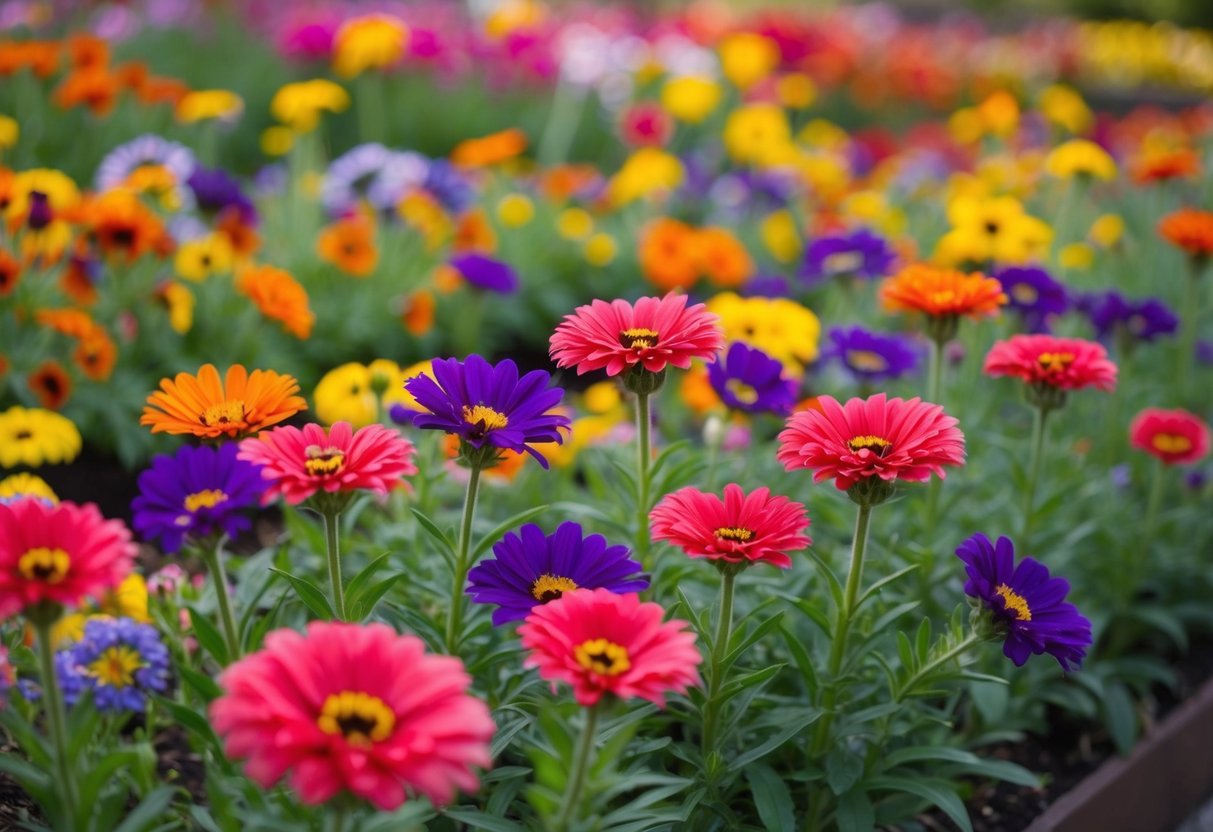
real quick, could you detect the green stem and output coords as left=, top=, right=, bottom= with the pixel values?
left=538, top=79, right=586, bottom=166
left=894, top=632, right=981, bottom=702
left=33, top=618, right=79, bottom=825
left=201, top=540, right=242, bottom=661
left=322, top=510, right=347, bottom=621
left=1021, top=405, right=1049, bottom=545
left=924, top=338, right=946, bottom=529
left=635, top=392, right=652, bottom=567
left=1141, top=457, right=1167, bottom=562
left=445, top=465, right=483, bottom=654
left=1178, top=259, right=1203, bottom=399
left=327, top=803, right=346, bottom=832
left=554, top=704, right=600, bottom=832
left=356, top=72, right=386, bottom=142
left=701, top=569, right=738, bottom=756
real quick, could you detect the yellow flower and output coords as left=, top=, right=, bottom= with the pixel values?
left=0, top=472, right=58, bottom=503
left=333, top=14, right=409, bottom=78
left=270, top=79, right=350, bottom=132
left=719, top=32, right=780, bottom=91
left=794, top=153, right=849, bottom=202
left=5, top=168, right=79, bottom=224
left=0, top=114, right=18, bottom=150
left=397, top=191, right=451, bottom=250
left=1038, top=84, right=1092, bottom=135
left=0, top=406, right=82, bottom=468
left=313, top=363, right=379, bottom=427
left=260, top=126, right=295, bottom=157
left=936, top=196, right=1052, bottom=266
left=660, top=76, right=721, bottom=124
left=798, top=118, right=849, bottom=150
left=484, top=0, right=545, bottom=39
left=1044, top=139, right=1117, bottom=181
left=843, top=190, right=906, bottom=237
left=584, top=381, right=622, bottom=414
left=174, top=233, right=234, bottom=281
left=761, top=210, right=800, bottom=263
left=947, top=107, right=985, bottom=146
left=161, top=281, right=195, bottom=334
left=723, top=103, right=792, bottom=166
left=1089, top=214, right=1125, bottom=249
left=53, top=577, right=150, bottom=645
left=777, top=73, right=817, bottom=109
left=705, top=293, right=820, bottom=373
left=496, top=193, right=534, bottom=228
left=607, top=148, right=684, bottom=206
left=584, top=233, right=616, bottom=267
left=1058, top=242, right=1094, bottom=270
left=977, top=90, right=1020, bottom=137
left=557, top=207, right=594, bottom=240
left=176, top=89, right=244, bottom=123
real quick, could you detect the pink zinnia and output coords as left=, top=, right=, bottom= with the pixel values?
left=983, top=334, right=1117, bottom=392
left=650, top=484, right=811, bottom=569
left=0, top=499, right=136, bottom=618
left=1130, top=408, right=1210, bottom=465
left=210, top=621, right=494, bottom=810
left=777, top=394, right=966, bottom=491
left=519, top=589, right=701, bottom=707
left=238, top=421, right=417, bottom=505
left=549, top=294, right=724, bottom=377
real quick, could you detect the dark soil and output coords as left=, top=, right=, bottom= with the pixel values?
left=0, top=742, right=45, bottom=828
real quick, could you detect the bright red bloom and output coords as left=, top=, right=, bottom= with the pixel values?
left=519, top=589, right=701, bottom=707
left=777, top=393, right=966, bottom=491
left=211, top=621, right=494, bottom=810
left=549, top=294, right=723, bottom=377
left=0, top=499, right=136, bottom=618
left=619, top=101, right=673, bottom=147
left=1130, top=408, right=1210, bottom=465
left=983, top=334, right=1117, bottom=392
left=238, top=421, right=417, bottom=505
left=650, top=483, right=810, bottom=569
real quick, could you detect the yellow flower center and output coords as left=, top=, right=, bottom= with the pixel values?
left=574, top=638, right=632, bottom=676
left=304, top=445, right=346, bottom=476
left=995, top=583, right=1032, bottom=621
left=1036, top=352, right=1075, bottom=373
left=201, top=400, right=247, bottom=427
left=87, top=645, right=143, bottom=688
left=184, top=489, right=228, bottom=513
left=620, top=328, right=659, bottom=350
left=1011, top=284, right=1039, bottom=304
left=531, top=573, right=578, bottom=602
left=18, top=547, right=70, bottom=584
left=715, top=526, right=754, bottom=542
left=1153, top=433, right=1193, bottom=454
left=847, top=435, right=892, bottom=457
left=317, top=691, right=396, bottom=745
left=725, top=378, right=759, bottom=405
left=847, top=350, right=888, bottom=373
left=461, top=405, right=509, bottom=431
left=821, top=251, right=864, bottom=275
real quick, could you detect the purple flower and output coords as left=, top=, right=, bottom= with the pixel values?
left=467, top=522, right=649, bottom=625
left=449, top=253, right=519, bottom=294
left=188, top=166, right=257, bottom=225
left=321, top=143, right=427, bottom=216
left=404, top=355, right=570, bottom=467
left=61, top=617, right=171, bottom=713
left=741, top=275, right=792, bottom=298
left=423, top=159, right=475, bottom=215
left=131, top=444, right=268, bottom=554
left=956, top=533, right=1091, bottom=671
left=1084, top=291, right=1178, bottom=343
left=995, top=266, right=1068, bottom=333
left=824, top=326, right=922, bottom=383
left=707, top=342, right=797, bottom=415
left=95, top=134, right=196, bottom=209
left=801, top=228, right=896, bottom=284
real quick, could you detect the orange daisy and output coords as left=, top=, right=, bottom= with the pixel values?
left=68, top=33, right=109, bottom=71
left=639, top=217, right=700, bottom=291
left=59, top=249, right=100, bottom=305
left=0, top=40, right=60, bottom=78
left=53, top=68, right=122, bottom=116
left=134, top=75, right=190, bottom=107
left=698, top=226, right=753, bottom=288
left=82, top=190, right=169, bottom=261
left=73, top=329, right=117, bottom=381
left=880, top=263, right=1006, bottom=343
left=452, top=208, right=497, bottom=253
left=35, top=307, right=96, bottom=338
left=141, top=363, right=306, bottom=439
left=27, top=361, right=72, bottom=410
left=1132, top=149, right=1201, bottom=184
left=400, top=289, right=435, bottom=336
left=236, top=265, right=315, bottom=339
left=317, top=214, right=378, bottom=277
left=450, top=128, right=528, bottom=168
left=0, top=248, right=19, bottom=297
left=216, top=206, right=261, bottom=260
left=1158, top=208, right=1213, bottom=260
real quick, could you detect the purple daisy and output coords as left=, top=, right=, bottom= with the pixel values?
left=131, top=444, right=268, bottom=554
left=824, top=325, right=922, bottom=383
left=94, top=134, right=196, bottom=209
left=404, top=354, right=570, bottom=467
left=801, top=228, right=896, bottom=285
left=321, top=143, right=428, bottom=216
left=995, top=266, right=1068, bottom=333
left=956, top=533, right=1091, bottom=671
left=61, top=617, right=171, bottom=713
left=422, top=159, right=476, bottom=215
left=707, top=342, right=797, bottom=415
left=187, top=166, right=257, bottom=225
left=467, top=521, right=649, bottom=625
left=1084, top=291, right=1178, bottom=343
left=449, top=252, right=519, bottom=294
left=741, top=275, right=792, bottom=298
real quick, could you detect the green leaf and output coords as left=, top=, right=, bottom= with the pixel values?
left=352, top=573, right=405, bottom=620
left=780, top=623, right=820, bottom=695
left=441, top=808, right=526, bottom=832
left=805, top=549, right=844, bottom=607
left=835, top=788, right=875, bottom=832
left=179, top=665, right=222, bottom=702
left=111, top=786, right=177, bottom=832
left=343, top=552, right=392, bottom=607
left=720, top=663, right=785, bottom=700
left=1103, top=682, right=1138, bottom=755
left=723, top=611, right=784, bottom=669
left=410, top=508, right=456, bottom=559
left=0, top=753, right=53, bottom=806
left=154, top=696, right=223, bottom=756
left=867, top=776, right=972, bottom=832
left=78, top=748, right=148, bottom=818
left=268, top=567, right=335, bottom=620
left=0, top=707, right=51, bottom=768
left=826, top=747, right=865, bottom=795
left=470, top=504, right=551, bottom=561
left=883, top=746, right=1040, bottom=789
left=187, top=605, right=229, bottom=666
left=746, top=764, right=795, bottom=832
left=730, top=709, right=820, bottom=771
left=854, top=564, right=919, bottom=611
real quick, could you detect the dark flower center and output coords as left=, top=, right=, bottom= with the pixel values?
left=620, top=328, right=659, bottom=350
left=304, top=445, right=346, bottom=476
left=574, top=638, right=631, bottom=676
left=995, top=583, right=1032, bottom=621
left=715, top=526, right=754, bottom=542
left=531, top=573, right=578, bottom=602
left=317, top=691, right=396, bottom=745
left=847, top=435, right=892, bottom=457
left=1036, top=352, right=1074, bottom=373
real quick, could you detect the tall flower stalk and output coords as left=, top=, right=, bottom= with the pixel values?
left=633, top=389, right=653, bottom=563
left=320, top=509, right=347, bottom=621
left=445, top=464, right=483, bottom=653
left=199, top=537, right=242, bottom=660
left=700, top=568, right=737, bottom=755
left=30, top=609, right=79, bottom=823
left=553, top=703, right=600, bottom=832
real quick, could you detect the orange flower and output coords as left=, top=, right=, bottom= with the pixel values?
left=216, top=206, right=261, bottom=260
left=27, top=361, right=72, bottom=410
left=73, top=328, right=117, bottom=381
left=134, top=75, right=190, bottom=106
left=141, top=364, right=306, bottom=439
left=0, top=248, right=19, bottom=297
left=0, top=353, right=8, bottom=379
left=35, top=308, right=96, bottom=338
left=401, top=289, right=435, bottom=335
left=54, top=69, right=121, bottom=116
left=113, top=60, right=148, bottom=91
left=698, top=226, right=753, bottom=287
left=68, top=34, right=109, bottom=71
left=0, top=40, right=60, bottom=77
left=1158, top=208, right=1213, bottom=259
left=317, top=214, right=378, bottom=277
left=452, top=208, right=497, bottom=254
left=539, top=165, right=600, bottom=202
left=451, top=129, right=528, bottom=168
left=880, top=264, right=1006, bottom=337
left=639, top=217, right=700, bottom=291
left=236, top=265, right=315, bottom=339
left=82, top=190, right=168, bottom=261
left=59, top=249, right=99, bottom=305
left=1133, top=148, right=1201, bottom=184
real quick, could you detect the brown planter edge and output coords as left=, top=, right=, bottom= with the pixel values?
left=1025, top=671, right=1213, bottom=832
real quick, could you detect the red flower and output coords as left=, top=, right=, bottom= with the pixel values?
left=519, top=589, right=701, bottom=707
left=1130, top=408, right=1210, bottom=465
left=777, top=393, right=966, bottom=491
left=0, top=499, right=135, bottom=618
left=650, top=483, right=810, bottom=569
left=983, top=334, right=1117, bottom=392
left=549, top=294, right=723, bottom=377
left=238, top=421, right=417, bottom=505
left=619, top=102, right=673, bottom=147
left=211, top=621, right=494, bottom=810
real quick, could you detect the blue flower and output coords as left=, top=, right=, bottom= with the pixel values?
left=1083, top=291, right=1178, bottom=343
left=707, top=342, right=797, bottom=415
left=62, top=617, right=172, bottom=713
left=801, top=228, right=896, bottom=284
left=449, top=253, right=519, bottom=294
left=824, top=326, right=922, bottom=383
left=995, top=266, right=1068, bottom=332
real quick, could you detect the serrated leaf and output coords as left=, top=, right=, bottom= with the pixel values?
left=745, top=764, right=795, bottom=832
